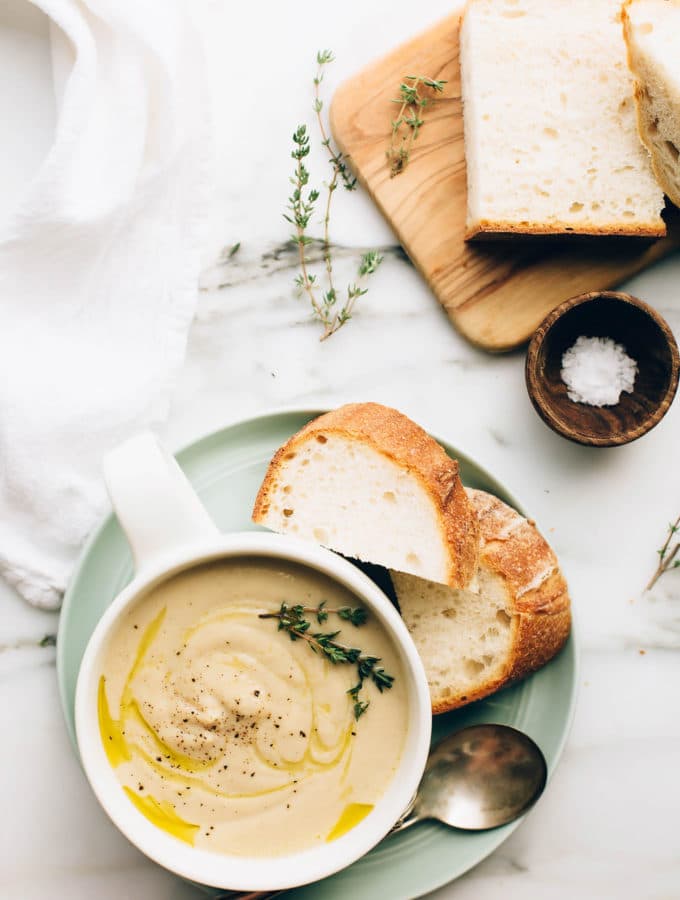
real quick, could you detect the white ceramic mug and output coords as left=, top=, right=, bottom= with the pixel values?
left=75, top=432, right=432, bottom=892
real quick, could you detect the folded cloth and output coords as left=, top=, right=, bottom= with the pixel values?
left=0, top=0, right=210, bottom=608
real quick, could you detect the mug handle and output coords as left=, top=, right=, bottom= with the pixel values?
left=102, top=432, right=219, bottom=574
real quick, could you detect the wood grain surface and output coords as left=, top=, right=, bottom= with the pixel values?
left=329, top=12, right=680, bottom=352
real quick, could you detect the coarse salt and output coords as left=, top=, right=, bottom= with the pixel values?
left=560, top=336, right=638, bottom=407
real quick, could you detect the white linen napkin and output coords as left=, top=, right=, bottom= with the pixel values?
left=0, top=0, right=210, bottom=609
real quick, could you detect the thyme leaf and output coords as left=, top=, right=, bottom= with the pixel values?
left=259, top=602, right=394, bottom=720
left=646, top=514, right=680, bottom=590
left=285, top=51, right=383, bottom=340
left=386, top=75, right=447, bottom=176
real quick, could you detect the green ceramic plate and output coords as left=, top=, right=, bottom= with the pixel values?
left=57, top=409, right=577, bottom=899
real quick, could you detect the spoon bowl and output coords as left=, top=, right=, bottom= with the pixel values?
left=393, top=724, right=547, bottom=832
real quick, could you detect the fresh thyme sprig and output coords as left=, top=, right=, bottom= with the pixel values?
left=314, top=51, right=356, bottom=193
left=284, top=51, right=383, bottom=340
left=387, top=75, right=447, bottom=176
left=646, top=514, right=680, bottom=590
left=259, top=602, right=394, bottom=720
left=285, top=126, right=324, bottom=323
left=260, top=600, right=367, bottom=627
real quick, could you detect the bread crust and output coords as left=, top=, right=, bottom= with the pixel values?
left=429, top=489, right=571, bottom=715
left=466, top=219, right=666, bottom=240
left=252, top=403, right=480, bottom=589
left=622, top=0, right=680, bottom=209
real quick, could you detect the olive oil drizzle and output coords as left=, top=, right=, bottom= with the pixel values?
left=123, top=786, right=199, bottom=846
left=326, top=803, right=374, bottom=841
left=98, top=607, right=217, bottom=774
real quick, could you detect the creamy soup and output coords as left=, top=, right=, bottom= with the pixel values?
left=98, top=557, right=408, bottom=856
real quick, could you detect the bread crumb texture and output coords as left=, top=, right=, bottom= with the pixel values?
left=393, top=488, right=571, bottom=714
left=252, top=403, right=479, bottom=589
left=461, top=0, right=666, bottom=237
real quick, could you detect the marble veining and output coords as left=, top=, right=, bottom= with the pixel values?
left=199, top=239, right=407, bottom=292
left=1, top=0, right=680, bottom=898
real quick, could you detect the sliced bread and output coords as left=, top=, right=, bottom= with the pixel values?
left=252, top=403, right=479, bottom=589
left=392, top=488, right=571, bottom=714
left=623, top=0, right=680, bottom=208
left=460, top=0, right=666, bottom=238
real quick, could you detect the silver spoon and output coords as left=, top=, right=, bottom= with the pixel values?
left=391, top=723, right=547, bottom=833
left=217, top=724, right=547, bottom=898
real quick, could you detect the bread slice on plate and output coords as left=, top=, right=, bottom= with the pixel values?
left=460, top=0, right=666, bottom=238
left=392, top=489, right=571, bottom=714
left=252, top=403, right=479, bottom=589
left=623, top=0, right=680, bottom=208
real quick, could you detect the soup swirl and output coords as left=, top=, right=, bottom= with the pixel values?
left=99, top=557, right=408, bottom=856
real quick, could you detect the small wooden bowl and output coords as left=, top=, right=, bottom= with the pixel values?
left=526, top=291, right=679, bottom=447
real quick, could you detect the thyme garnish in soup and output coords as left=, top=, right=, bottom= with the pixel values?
left=98, top=557, right=408, bottom=856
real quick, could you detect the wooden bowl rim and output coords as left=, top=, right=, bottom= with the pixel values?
left=525, top=290, right=680, bottom=447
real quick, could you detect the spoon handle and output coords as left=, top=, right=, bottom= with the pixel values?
left=388, top=809, right=421, bottom=834
left=386, top=790, right=420, bottom=834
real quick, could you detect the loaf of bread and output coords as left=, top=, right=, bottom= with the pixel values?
left=392, top=489, right=571, bottom=714
left=460, top=0, right=666, bottom=238
left=623, top=0, right=680, bottom=209
left=252, top=403, right=479, bottom=589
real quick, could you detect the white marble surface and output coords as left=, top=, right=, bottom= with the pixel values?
left=2, top=1, right=680, bottom=898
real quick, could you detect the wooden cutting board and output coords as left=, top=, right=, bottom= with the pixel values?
left=329, top=12, right=679, bottom=352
